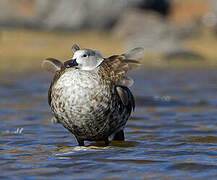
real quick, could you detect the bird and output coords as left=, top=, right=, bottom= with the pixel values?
left=42, top=44, right=144, bottom=146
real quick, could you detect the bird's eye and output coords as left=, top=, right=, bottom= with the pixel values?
left=82, top=54, right=87, bottom=57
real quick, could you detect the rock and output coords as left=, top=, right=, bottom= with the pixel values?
left=0, top=0, right=172, bottom=30
left=112, top=9, right=188, bottom=54
left=112, top=8, right=201, bottom=55
left=0, top=0, right=144, bottom=30
left=169, top=0, right=210, bottom=25
left=169, top=0, right=217, bottom=35
left=41, top=0, right=135, bottom=30
left=0, top=0, right=54, bottom=28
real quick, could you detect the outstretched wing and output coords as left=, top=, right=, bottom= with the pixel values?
left=99, top=47, right=144, bottom=87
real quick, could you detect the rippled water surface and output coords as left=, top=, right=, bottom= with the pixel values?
left=0, top=68, right=217, bottom=179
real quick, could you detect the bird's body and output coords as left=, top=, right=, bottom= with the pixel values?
left=42, top=44, right=144, bottom=146
left=50, top=67, right=125, bottom=142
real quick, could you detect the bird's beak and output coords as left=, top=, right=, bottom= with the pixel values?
left=64, top=59, right=79, bottom=68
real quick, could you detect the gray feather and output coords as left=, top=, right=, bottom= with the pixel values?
left=122, top=47, right=144, bottom=60
left=42, top=58, right=63, bottom=73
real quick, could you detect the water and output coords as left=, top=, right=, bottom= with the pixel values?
left=0, top=68, right=217, bottom=179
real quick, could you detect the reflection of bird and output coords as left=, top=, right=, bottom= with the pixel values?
left=42, top=44, right=144, bottom=146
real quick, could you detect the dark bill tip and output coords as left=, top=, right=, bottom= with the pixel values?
left=64, top=59, right=78, bottom=68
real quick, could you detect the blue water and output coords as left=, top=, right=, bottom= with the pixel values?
left=0, top=68, right=217, bottom=179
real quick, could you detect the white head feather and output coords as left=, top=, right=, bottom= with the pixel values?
left=72, top=49, right=104, bottom=70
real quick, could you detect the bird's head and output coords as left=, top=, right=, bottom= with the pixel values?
left=64, top=44, right=104, bottom=71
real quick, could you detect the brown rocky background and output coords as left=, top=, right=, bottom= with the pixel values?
left=0, top=0, right=217, bottom=73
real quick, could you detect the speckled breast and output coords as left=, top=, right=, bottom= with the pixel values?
left=50, top=68, right=112, bottom=131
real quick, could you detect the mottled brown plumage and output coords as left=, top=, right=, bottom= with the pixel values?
left=42, top=44, right=144, bottom=146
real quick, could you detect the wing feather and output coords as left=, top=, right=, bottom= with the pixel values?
left=100, top=47, right=143, bottom=87
left=116, top=85, right=135, bottom=112
left=42, top=58, right=63, bottom=73
left=122, top=47, right=145, bottom=60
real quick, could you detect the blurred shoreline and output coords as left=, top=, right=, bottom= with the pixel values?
left=0, top=28, right=217, bottom=75
left=0, top=29, right=126, bottom=74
